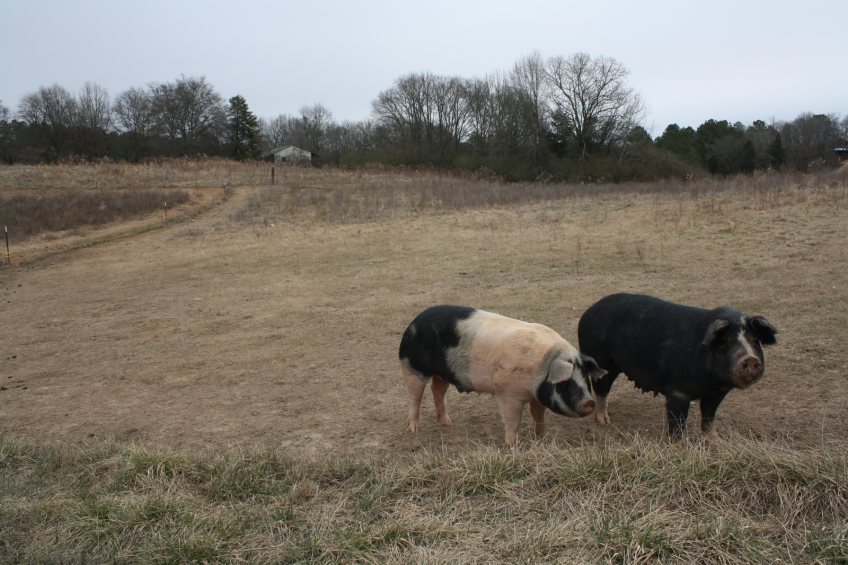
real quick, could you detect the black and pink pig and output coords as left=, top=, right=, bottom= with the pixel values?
left=399, top=305, right=605, bottom=445
left=578, top=293, right=778, bottom=439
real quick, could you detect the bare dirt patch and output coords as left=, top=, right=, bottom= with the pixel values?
left=1, top=179, right=847, bottom=455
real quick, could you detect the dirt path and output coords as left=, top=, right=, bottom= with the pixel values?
left=7, top=186, right=227, bottom=265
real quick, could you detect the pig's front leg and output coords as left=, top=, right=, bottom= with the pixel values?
left=700, top=390, right=729, bottom=441
left=499, top=396, right=526, bottom=446
left=529, top=401, right=546, bottom=438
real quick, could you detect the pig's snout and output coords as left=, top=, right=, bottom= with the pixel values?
left=737, top=356, right=763, bottom=385
left=580, top=399, right=595, bottom=415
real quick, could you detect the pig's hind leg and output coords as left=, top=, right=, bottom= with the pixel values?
left=403, top=367, right=428, bottom=433
left=431, top=375, right=453, bottom=427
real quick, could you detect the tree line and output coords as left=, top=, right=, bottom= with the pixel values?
left=0, top=76, right=260, bottom=164
left=655, top=114, right=846, bottom=175
left=1, top=53, right=846, bottom=181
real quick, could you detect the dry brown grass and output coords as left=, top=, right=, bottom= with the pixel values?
left=232, top=166, right=848, bottom=228
left=0, top=189, right=191, bottom=238
left=1, top=162, right=847, bottom=563
left=0, top=163, right=846, bottom=454
left=1, top=433, right=845, bottom=564
left=0, top=158, right=277, bottom=191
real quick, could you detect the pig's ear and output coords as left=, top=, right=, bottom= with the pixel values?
left=749, top=316, right=778, bottom=345
left=581, top=355, right=608, bottom=380
left=548, top=359, right=574, bottom=385
left=702, top=319, right=731, bottom=345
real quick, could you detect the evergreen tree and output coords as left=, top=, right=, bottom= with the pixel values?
left=707, top=154, right=734, bottom=176
left=740, top=139, right=756, bottom=174
left=694, top=119, right=740, bottom=163
left=655, top=123, right=700, bottom=164
left=767, top=132, right=787, bottom=170
left=228, top=95, right=261, bottom=161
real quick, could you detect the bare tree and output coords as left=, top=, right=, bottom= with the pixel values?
left=841, top=116, right=848, bottom=146
left=321, top=120, right=375, bottom=164
left=464, top=76, right=494, bottom=154
left=298, top=103, right=334, bottom=154
left=465, top=71, right=540, bottom=162
left=371, top=72, right=470, bottom=160
left=495, top=75, right=542, bottom=159
left=346, top=120, right=380, bottom=151
left=77, top=82, right=112, bottom=132
left=17, top=83, right=77, bottom=156
left=510, top=50, right=547, bottom=162
left=74, top=82, right=112, bottom=156
left=114, top=86, right=155, bottom=160
left=260, top=114, right=300, bottom=152
left=150, top=76, right=227, bottom=152
left=0, top=100, right=12, bottom=163
left=780, top=112, right=841, bottom=169
left=430, top=76, right=471, bottom=157
left=545, top=53, right=646, bottom=161
left=372, top=72, right=432, bottom=150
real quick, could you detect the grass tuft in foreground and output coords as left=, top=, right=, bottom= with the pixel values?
left=1, top=434, right=846, bottom=563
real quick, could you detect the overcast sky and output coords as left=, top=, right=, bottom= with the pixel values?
left=2, top=0, right=845, bottom=136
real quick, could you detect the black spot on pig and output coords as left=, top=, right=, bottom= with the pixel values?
left=398, top=305, right=476, bottom=393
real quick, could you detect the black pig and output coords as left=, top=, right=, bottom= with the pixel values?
left=577, top=293, right=777, bottom=439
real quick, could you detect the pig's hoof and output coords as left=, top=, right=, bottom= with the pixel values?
left=437, top=414, right=452, bottom=426
left=408, top=422, right=420, bottom=434
left=596, top=412, right=611, bottom=424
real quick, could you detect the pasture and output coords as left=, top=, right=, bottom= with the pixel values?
left=1, top=162, right=847, bottom=562
left=2, top=164, right=847, bottom=451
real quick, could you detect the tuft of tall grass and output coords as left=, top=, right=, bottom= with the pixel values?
left=0, top=158, right=281, bottom=191
left=230, top=165, right=848, bottom=228
left=3, top=161, right=846, bottom=235
left=2, top=433, right=845, bottom=564
left=0, top=189, right=190, bottom=238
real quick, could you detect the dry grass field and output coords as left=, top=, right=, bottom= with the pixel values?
left=1, top=163, right=847, bottom=453
left=1, top=162, right=847, bottom=563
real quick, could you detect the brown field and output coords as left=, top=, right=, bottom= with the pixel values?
left=1, top=164, right=847, bottom=455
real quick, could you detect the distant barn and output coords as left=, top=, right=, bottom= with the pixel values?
left=259, top=145, right=315, bottom=163
left=835, top=148, right=848, bottom=162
